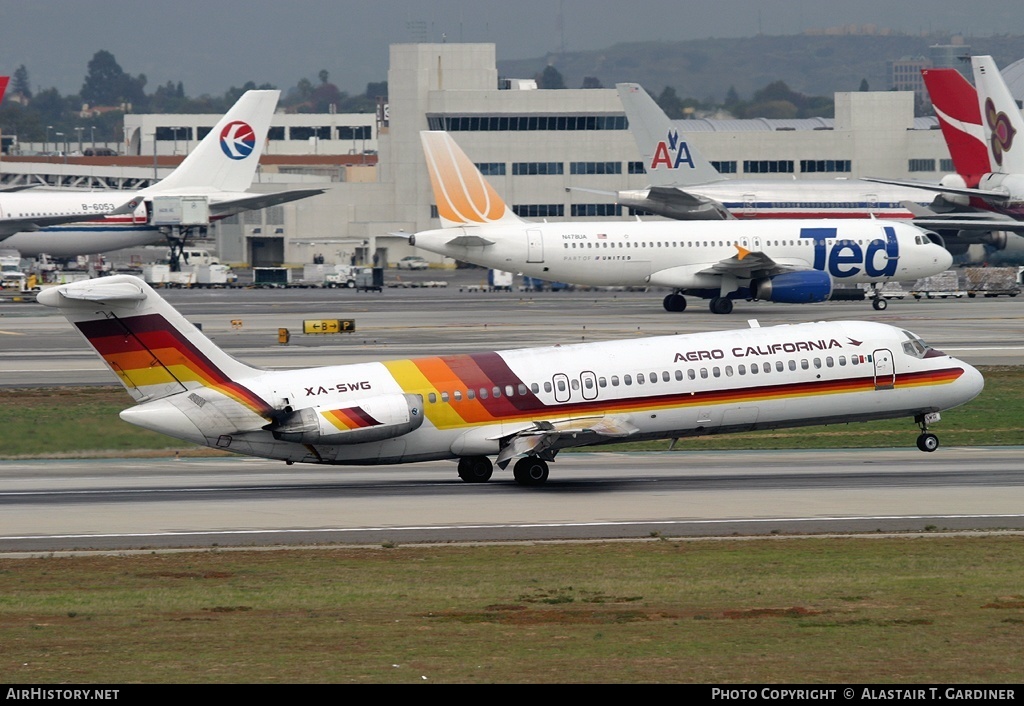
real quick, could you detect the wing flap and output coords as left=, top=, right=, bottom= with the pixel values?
left=495, top=415, right=639, bottom=468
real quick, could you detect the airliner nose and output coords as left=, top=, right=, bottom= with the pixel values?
left=957, top=362, right=985, bottom=404
left=936, top=242, right=954, bottom=271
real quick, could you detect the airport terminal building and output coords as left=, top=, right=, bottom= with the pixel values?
left=3, top=43, right=958, bottom=268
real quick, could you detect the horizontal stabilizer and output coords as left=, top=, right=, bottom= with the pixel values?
left=565, top=186, right=617, bottom=197
left=41, top=280, right=147, bottom=305
left=208, top=188, right=327, bottom=217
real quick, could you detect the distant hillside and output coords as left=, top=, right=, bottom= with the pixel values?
left=496, top=34, right=1024, bottom=102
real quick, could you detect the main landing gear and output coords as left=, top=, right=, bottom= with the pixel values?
left=709, top=297, right=733, bottom=315
left=662, top=292, right=735, bottom=315
left=455, top=455, right=550, bottom=486
left=457, top=455, right=493, bottom=482
left=663, top=293, right=687, bottom=312
left=914, top=413, right=940, bottom=453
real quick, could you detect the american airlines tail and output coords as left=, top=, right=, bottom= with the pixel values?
left=616, top=83, right=723, bottom=187
left=420, top=131, right=523, bottom=228
left=921, top=68, right=990, bottom=183
left=143, top=90, right=280, bottom=195
left=36, top=277, right=273, bottom=438
left=972, top=56, right=1024, bottom=176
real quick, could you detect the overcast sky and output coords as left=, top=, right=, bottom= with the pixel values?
left=2, top=0, right=1022, bottom=97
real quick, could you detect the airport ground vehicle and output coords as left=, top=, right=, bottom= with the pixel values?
left=397, top=256, right=430, bottom=270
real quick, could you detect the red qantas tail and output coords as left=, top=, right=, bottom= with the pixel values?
left=921, top=68, right=990, bottom=185
left=0, top=77, right=9, bottom=105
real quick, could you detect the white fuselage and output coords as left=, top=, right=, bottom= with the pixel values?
left=628, top=179, right=944, bottom=220
left=412, top=219, right=952, bottom=291
left=0, top=189, right=248, bottom=258
left=122, top=319, right=982, bottom=466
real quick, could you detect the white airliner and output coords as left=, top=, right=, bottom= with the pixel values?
left=411, top=131, right=952, bottom=314
left=606, top=83, right=946, bottom=221
left=38, top=275, right=983, bottom=485
left=864, top=56, right=1024, bottom=260
left=0, top=90, right=323, bottom=258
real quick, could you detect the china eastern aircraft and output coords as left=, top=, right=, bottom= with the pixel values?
left=0, top=90, right=323, bottom=257
left=411, top=131, right=952, bottom=314
left=39, top=275, right=983, bottom=485
left=601, top=83, right=946, bottom=221
left=864, top=56, right=1024, bottom=262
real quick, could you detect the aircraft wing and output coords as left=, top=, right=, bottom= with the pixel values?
left=0, top=211, right=129, bottom=239
left=647, top=245, right=810, bottom=288
left=900, top=201, right=1024, bottom=233
left=863, top=176, right=1010, bottom=204
left=208, top=188, right=327, bottom=218
left=911, top=212, right=1024, bottom=233
left=494, top=415, right=639, bottom=468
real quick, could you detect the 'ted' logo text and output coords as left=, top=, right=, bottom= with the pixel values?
left=801, top=226, right=899, bottom=279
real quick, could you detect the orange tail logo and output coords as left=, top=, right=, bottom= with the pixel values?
left=421, top=132, right=509, bottom=225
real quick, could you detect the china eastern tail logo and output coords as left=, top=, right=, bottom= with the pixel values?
left=220, top=121, right=256, bottom=160
left=649, top=129, right=696, bottom=171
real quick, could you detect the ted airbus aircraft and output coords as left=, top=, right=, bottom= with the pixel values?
left=412, top=131, right=952, bottom=314
left=603, top=83, right=946, bottom=222
left=39, top=275, right=983, bottom=485
left=0, top=90, right=323, bottom=258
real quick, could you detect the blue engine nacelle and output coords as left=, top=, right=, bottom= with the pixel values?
left=751, top=271, right=833, bottom=304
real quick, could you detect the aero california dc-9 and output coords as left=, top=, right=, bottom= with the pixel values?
left=39, top=276, right=982, bottom=486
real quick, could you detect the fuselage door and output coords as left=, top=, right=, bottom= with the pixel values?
left=527, top=228, right=544, bottom=263
left=132, top=200, right=148, bottom=225
left=873, top=348, right=895, bottom=390
left=742, top=193, right=757, bottom=216
left=866, top=192, right=879, bottom=216
left=580, top=371, right=598, bottom=401
left=552, top=373, right=571, bottom=403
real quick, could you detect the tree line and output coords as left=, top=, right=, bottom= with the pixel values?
left=0, top=51, right=389, bottom=147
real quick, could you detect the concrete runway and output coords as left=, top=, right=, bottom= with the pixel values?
left=2, top=448, right=1023, bottom=553
left=1, top=274, right=1021, bottom=552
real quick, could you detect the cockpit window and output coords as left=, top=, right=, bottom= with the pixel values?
left=901, top=329, right=939, bottom=358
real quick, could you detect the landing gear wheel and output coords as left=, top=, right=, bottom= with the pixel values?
left=457, top=456, right=493, bottom=482
left=663, top=293, right=687, bottom=312
left=872, top=298, right=888, bottom=311
left=709, top=297, right=733, bottom=315
left=916, top=433, right=939, bottom=453
left=513, top=457, right=549, bottom=486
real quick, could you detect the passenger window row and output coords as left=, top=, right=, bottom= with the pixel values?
left=423, top=355, right=867, bottom=404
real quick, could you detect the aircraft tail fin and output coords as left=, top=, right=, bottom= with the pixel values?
left=145, top=90, right=280, bottom=195
left=420, top=131, right=523, bottom=228
left=0, top=76, right=9, bottom=105
left=972, top=55, right=1024, bottom=175
left=921, top=67, right=990, bottom=182
left=616, top=83, right=723, bottom=187
left=37, top=275, right=273, bottom=416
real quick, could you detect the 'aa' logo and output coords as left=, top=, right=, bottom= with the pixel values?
left=220, top=121, right=256, bottom=160
left=649, top=129, right=695, bottom=171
